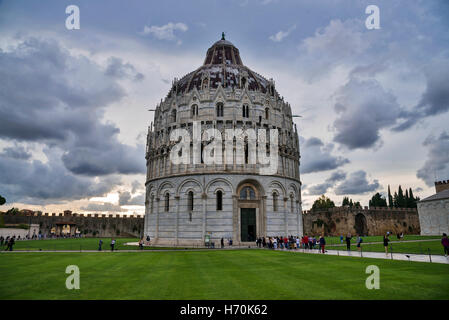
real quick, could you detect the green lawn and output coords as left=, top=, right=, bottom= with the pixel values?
left=2, top=235, right=441, bottom=251
left=1, top=237, right=138, bottom=251
left=0, top=250, right=448, bottom=299
left=0, top=237, right=196, bottom=251
left=327, top=240, right=445, bottom=256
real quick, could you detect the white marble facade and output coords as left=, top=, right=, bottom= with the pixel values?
left=144, top=37, right=303, bottom=245
left=418, top=199, right=449, bottom=235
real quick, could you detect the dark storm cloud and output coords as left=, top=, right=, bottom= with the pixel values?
left=332, top=77, right=402, bottom=150
left=0, top=145, right=31, bottom=160
left=301, top=137, right=349, bottom=174
left=334, top=170, right=379, bottom=195
left=131, top=180, right=143, bottom=193
left=417, top=131, right=449, bottom=187
left=0, top=149, right=120, bottom=204
left=81, top=202, right=125, bottom=212
left=118, top=191, right=145, bottom=206
left=393, top=62, right=449, bottom=132
left=105, top=57, right=145, bottom=81
left=305, top=170, right=346, bottom=196
left=0, top=37, right=145, bottom=178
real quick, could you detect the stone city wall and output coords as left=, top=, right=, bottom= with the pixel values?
left=302, top=206, right=420, bottom=236
left=0, top=210, right=144, bottom=238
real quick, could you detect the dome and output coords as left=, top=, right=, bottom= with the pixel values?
left=175, top=36, right=276, bottom=95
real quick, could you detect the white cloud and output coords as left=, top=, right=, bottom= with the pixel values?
left=269, top=25, right=296, bottom=42
left=142, top=22, right=188, bottom=41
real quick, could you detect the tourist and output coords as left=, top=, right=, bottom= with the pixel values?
left=295, top=236, right=300, bottom=249
left=262, top=237, right=266, bottom=248
left=304, top=234, right=309, bottom=249
left=139, top=238, right=144, bottom=250
left=356, top=235, right=363, bottom=251
left=345, top=233, right=352, bottom=251
left=340, top=235, right=343, bottom=243
left=221, top=237, right=224, bottom=248
left=98, top=239, right=103, bottom=251
left=441, top=233, right=449, bottom=257
left=284, top=236, right=288, bottom=249
left=319, top=235, right=326, bottom=253
left=273, top=237, right=277, bottom=249
left=383, top=233, right=390, bottom=255
left=7, top=237, right=15, bottom=251
left=312, top=237, right=317, bottom=249
left=110, top=238, right=116, bottom=251
left=0, top=236, right=4, bottom=246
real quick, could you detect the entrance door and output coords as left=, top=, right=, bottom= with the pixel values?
left=355, top=213, right=368, bottom=236
left=241, top=208, right=256, bottom=242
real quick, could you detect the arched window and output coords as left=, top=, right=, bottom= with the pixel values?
left=244, top=139, right=249, bottom=164
left=240, top=186, right=256, bottom=200
left=241, top=77, right=247, bottom=89
left=150, top=194, right=154, bottom=214
left=216, top=102, right=224, bottom=117
left=164, top=193, right=170, bottom=212
left=273, top=192, right=278, bottom=212
left=265, top=108, right=269, bottom=120
left=202, top=77, right=209, bottom=90
left=191, top=104, right=198, bottom=117
left=188, top=191, right=194, bottom=211
left=290, top=194, right=294, bottom=213
left=171, top=109, right=177, bottom=122
left=242, top=104, right=249, bottom=118
left=216, top=190, right=223, bottom=211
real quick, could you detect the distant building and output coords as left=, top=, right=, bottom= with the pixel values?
left=417, top=180, right=449, bottom=235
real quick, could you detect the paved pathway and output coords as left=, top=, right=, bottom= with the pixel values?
left=279, top=247, right=449, bottom=264
left=327, top=238, right=439, bottom=247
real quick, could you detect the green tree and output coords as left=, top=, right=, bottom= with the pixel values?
left=312, top=195, right=335, bottom=211
left=0, top=195, right=5, bottom=206
left=369, top=192, right=387, bottom=207
left=387, top=185, right=393, bottom=207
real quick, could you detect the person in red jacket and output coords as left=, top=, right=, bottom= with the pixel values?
left=304, top=235, right=309, bottom=249
left=441, top=233, right=449, bottom=257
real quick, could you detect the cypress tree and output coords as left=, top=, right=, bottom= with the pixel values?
left=388, top=185, right=393, bottom=208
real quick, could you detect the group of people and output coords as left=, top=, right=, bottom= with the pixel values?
left=97, top=238, right=116, bottom=251
left=254, top=235, right=327, bottom=253
left=1, top=236, right=15, bottom=251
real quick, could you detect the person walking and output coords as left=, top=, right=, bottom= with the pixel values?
left=340, top=235, right=343, bottom=244
left=383, top=233, right=390, bottom=255
left=345, top=233, right=352, bottom=251
left=221, top=237, right=224, bottom=249
left=356, top=235, right=363, bottom=252
left=8, top=237, right=15, bottom=251
left=319, top=235, right=326, bottom=254
left=441, top=233, right=449, bottom=257
left=98, top=239, right=103, bottom=251
left=110, top=238, right=116, bottom=251
left=139, top=238, right=144, bottom=250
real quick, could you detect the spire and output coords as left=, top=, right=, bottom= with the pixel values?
left=221, top=32, right=225, bottom=40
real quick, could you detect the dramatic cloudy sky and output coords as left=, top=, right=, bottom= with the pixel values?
left=0, top=0, right=448, bottom=213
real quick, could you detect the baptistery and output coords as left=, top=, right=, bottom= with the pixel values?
left=144, top=35, right=303, bottom=245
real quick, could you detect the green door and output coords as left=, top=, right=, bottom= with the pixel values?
left=241, top=208, right=256, bottom=242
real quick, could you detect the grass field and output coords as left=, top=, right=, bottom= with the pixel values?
left=327, top=240, right=445, bottom=256
left=1, top=235, right=442, bottom=251
left=1, top=250, right=448, bottom=300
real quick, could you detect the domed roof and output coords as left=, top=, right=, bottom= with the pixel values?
left=175, top=36, right=275, bottom=95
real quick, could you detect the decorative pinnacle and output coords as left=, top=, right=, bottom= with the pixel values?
left=221, top=32, right=225, bottom=40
